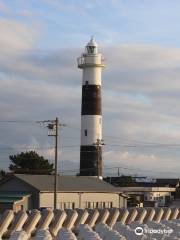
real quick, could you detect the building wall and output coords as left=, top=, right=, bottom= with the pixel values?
left=40, top=192, right=79, bottom=209
left=119, top=195, right=127, bottom=208
left=144, top=191, right=172, bottom=206
left=0, top=196, right=33, bottom=212
left=80, top=192, right=119, bottom=208
left=39, top=192, right=125, bottom=209
left=13, top=200, right=25, bottom=212
left=13, top=195, right=32, bottom=212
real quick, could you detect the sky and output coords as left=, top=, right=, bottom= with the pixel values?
left=1, top=0, right=180, bottom=177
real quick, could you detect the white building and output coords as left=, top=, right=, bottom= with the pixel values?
left=116, top=186, right=175, bottom=207
left=0, top=174, right=127, bottom=212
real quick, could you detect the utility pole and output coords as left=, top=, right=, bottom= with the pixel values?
left=118, top=167, right=120, bottom=177
left=54, top=117, right=58, bottom=210
left=38, top=118, right=66, bottom=210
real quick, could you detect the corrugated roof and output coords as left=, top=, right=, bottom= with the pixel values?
left=0, top=199, right=20, bottom=203
left=0, top=192, right=30, bottom=198
left=0, top=192, right=30, bottom=203
left=14, top=174, right=120, bottom=193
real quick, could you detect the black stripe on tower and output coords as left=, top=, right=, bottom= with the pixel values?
left=81, top=85, right=101, bottom=115
left=80, top=146, right=102, bottom=176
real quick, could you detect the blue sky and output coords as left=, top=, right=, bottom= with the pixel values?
left=1, top=0, right=180, bottom=48
left=1, top=0, right=180, bottom=177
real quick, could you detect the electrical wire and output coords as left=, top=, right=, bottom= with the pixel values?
left=0, top=120, right=179, bottom=177
left=57, top=166, right=180, bottom=175
left=3, top=164, right=179, bottom=176
left=1, top=144, right=180, bottom=152
left=0, top=120, right=180, bottom=147
left=0, top=120, right=37, bottom=123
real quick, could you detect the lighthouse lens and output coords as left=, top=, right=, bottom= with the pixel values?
left=87, top=46, right=95, bottom=54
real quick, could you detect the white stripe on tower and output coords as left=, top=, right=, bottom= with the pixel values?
left=77, top=38, right=105, bottom=177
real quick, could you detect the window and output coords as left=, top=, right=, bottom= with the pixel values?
left=85, top=129, right=87, bottom=136
left=87, top=46, right=95, bottom=54
left=58, top=202, right=75, bottom=210
left=105, top=202, right=113, bottom=208
left=85, top=201, right=113, bottom=209
left=98, top=202, right=103, bottom=208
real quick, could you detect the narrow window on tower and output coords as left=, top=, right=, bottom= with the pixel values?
left=85, top=81, right=89, bottom=89
left=85, top=129, right=87, bottom=136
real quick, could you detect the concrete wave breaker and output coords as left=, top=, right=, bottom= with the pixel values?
left=0, top=207, right=179, bottom=239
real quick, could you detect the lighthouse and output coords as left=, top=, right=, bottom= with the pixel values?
left=77, top=38, right=105, bottom=177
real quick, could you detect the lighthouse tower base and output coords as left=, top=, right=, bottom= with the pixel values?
left=80, top=146, right=102, bottom=176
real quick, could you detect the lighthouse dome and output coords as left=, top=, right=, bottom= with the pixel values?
left=87, top=37, right=98, bottom=47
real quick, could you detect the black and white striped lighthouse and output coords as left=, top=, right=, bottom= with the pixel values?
left=77, top=38, right=105, bottom=177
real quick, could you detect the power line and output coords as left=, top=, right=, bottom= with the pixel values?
left=106, top=143, right=180, bottom=148
left=3, top=165, right=178, bottom=176
left=0, top=120, right=37, bottom=123
left=0, top=145, right=55, bottom=149
left=1, top=144, right=180, bottom=151
left=0, top=120, right=180, bottom=147
left=56, top=165, right=180, bottom=175
left=1, top=158, right=179, bottom=176
left=105, top=138, right=180, bottom=147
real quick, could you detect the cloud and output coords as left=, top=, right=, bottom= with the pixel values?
left=0, top=18, right=38, bottom=53
left=103, top=150, right=180, bottom=177
left=0, top=0, right=9, bottom=14
left=105, top=44, right=180, bottom=69
left=1, top=39, right=180, bottom=176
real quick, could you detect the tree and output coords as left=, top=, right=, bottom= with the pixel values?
left=104, top=175, right=136, bottom=187
left=9, top=151, right=54, bottom=174
left=0, top=170, right=6, bottom=180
